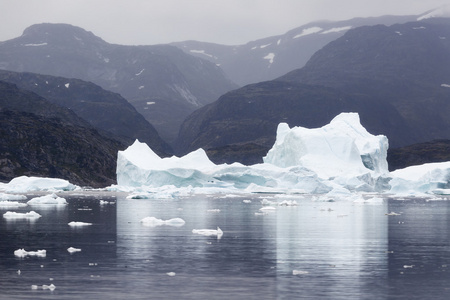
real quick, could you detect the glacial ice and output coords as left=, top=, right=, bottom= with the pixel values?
left=0, top=176, right=78, bottom=193
left=192, top=227, right=223, bottom=239
left=116, top=113, right=392, bottom=195
left=27, top=193, right=67, bottom=205
left=14, top=248, right=46, bottom=257
left=3, top=211, right=41, bottom=219
left=140, top=216, right=186, bottom=227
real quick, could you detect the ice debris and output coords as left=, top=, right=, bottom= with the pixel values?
left=27, top=193, right=67, bottom=205
left=140, top=217, right=185, bottom=227
left=14, top=249, right=46, bottom=257
left=192, top=227, right=223, bottom=239
left=3, top=211, right=41, bottom=219
left=67, top=247, right=82, bottom=253
left=0, top=193, right=27, bottom=201
left=0, top=201, right=27, bottom=208
left=68, top=221, right=92, bottom=226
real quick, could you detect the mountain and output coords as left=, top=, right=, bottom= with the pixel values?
left=0, top=23, right=237, bottom=144
left=0, top=80, right=122, bottom=187
left=0, top=70, right=171, bottom=156
left=176, top=17, right=450, bottom=164
left=172, top=15, right=422, bottom=86
left=388, top=140, right=450, bottom=171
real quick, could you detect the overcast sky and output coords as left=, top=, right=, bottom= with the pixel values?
left=0, top=0, right=448, bottom=45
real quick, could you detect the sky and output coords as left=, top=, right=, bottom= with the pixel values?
left=0, top=0, right=449, bottom=45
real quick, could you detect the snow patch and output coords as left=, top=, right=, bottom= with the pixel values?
left=263, top=53, right=275, bottom=64
left=260, top=43, right=271, bottom=48
left=321, top=26, right=352, bottom=34
left=135, top=69, right=145, bottom=76
left=293, top=27, right=322, bottom=38
left=64, top=83, right=70, bottom=88
left=189, top=50, right=217, bottom=59
left=23, top=43, right=48, bottom=47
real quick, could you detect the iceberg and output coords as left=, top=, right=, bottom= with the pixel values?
left=0, top=176, right=78, bottom=193
left=3, top=211, right=41, bottom=219
left=116, top=113, right=391, bottom=195
left=192, top=227, right=223, bottom=239
left=27, top=193, right=67, bottom=205
left=14, top=248, right=46, bottom=258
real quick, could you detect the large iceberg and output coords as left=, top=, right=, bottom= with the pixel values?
left=116, top=113, right=392, bottom=194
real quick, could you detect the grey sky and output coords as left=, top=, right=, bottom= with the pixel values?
left=0, top=0, right=448, bottom=45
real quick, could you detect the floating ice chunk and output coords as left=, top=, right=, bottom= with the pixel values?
left=207, top=209, right=220, bottom=213
left=42, top=284, right=56, bottom=291
left=3, top=211, right=41, bottom=219
left=68, top=221, right=92, bottom=226
left=259, top=206, right=276, bottom=212
left=0, top=193, right=27, bottom=201
left=166, top=272, right=176, bottom=276
left=353, top=197, right=384, bottom=204
left=243, top=199, right=252, bottom=203
left=278, top=200, right=298, bottom=206
left=140, top=217, right=185, bottom=227
left=0, top=201, right=27, bottom=208
left=385, top=212, right=401, bottom=216
left=67, top=247, right=82, bottom=253
left=27, top=193, right=67, bottom=205
left=293, top=270, right=309, bottom=275
left=389, top=161, right=450, bottom=194
left=14, top=248, right=46, bottom=257
left=192, top=227, right=223, bottom=239
left=2, top=176, right=78, bottom=193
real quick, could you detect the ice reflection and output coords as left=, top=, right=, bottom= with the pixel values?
left=275, top=197, right=389, bottom=298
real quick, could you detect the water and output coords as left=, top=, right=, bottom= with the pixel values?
left=1, top=192, right=450, bottom=299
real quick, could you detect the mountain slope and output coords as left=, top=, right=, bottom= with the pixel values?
left=172, top=15, right=421, bottom=86
left=0, top=23, right=237, bottom=144
left=0, top=81, right=122, bottom=187
left=0, top=70, right=171, bottom=156
left=176, top=18, right=450, bottom=164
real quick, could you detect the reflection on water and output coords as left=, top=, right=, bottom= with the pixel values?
left=1, top=192, right=450, bottom=299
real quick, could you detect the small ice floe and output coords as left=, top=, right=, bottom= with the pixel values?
left=14, top=249, right=46, bottom=258
left=99, top=200, right=115, bottom=205
left=140, top=217, right=185, bottom=227
left=68, top=221, right=92, bottom=226
left=243, top=199, right=252, bottom=203
left=207, top=209, right=220, bottom=213
left=0, top=201, right=27, bottom=208
left=192, top=227, right=223, bottom=239
left=278, top=200, right=298, bottom=206
left=293, top=270, right=309, bottom=275
left=403, top=265, right=414, bottom=269
left=3, top=211, right=41, bottom=219
left=67, top=247, right=81, bottom=253
left=0, top=193, right=27, bottom=201
left=385, top=212, right=401, bottom=216
left=27, top=193, right=67, bottom=205
left=260, top=198, right=277, bottom=206
left=31, top=284, right=56, bottom=291
left=166, top=272, right=176, bottom=277
left=259, top=206, right=276, bottom=212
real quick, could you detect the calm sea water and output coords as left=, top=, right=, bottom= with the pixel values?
left=1, top=192, right=450, bottom=299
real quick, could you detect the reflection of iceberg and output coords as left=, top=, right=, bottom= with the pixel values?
left=116, top=113, right=393, bottom=195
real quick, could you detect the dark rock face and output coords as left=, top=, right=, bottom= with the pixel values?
left=0, top=81, right=122, bottom=187
left=177, top=18, right=450, bottom=165
left=0, top=70, right=172, bottom=156
left=0, top=23, right=237, bottom=144
left=388, top=140, right=450, bottom=171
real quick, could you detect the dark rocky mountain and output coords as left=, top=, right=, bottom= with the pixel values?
left=0, top=23, right=237, bottom=144
left=0, top=81, right=122, bottom=187
left=388, top=140, right=450, bottom=171
left=0, top=70, right=171, bottom=156
left=176, top=18, right=450, bottom=165
left=172, top=15, right=423, bottom=86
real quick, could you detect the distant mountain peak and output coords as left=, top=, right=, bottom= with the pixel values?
left=20, top=23, right=106, bottom=47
